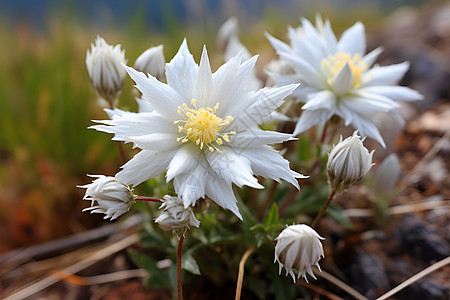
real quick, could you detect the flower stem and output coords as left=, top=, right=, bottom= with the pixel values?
left=311, top=187, right=338, bottom=228
left=177, top=235, right=185, bottom=300
left=135, top=196, right=162, bottom=203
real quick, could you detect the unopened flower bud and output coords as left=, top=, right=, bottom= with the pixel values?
left=155, top=195, right=200, bottom=236
left=327, top=131, right=374, bottom=191
left=134, top=45, right=165, bottom=81
left=80, top=175, right=135, bottom=220
left=275, top=224, right=325, bottom=282
left=86, top=36, right=126, bottom=104
left=373, top=153, right=401, bottom=195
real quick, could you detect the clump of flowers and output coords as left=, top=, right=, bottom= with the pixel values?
left=79, top=15, right=422, bottom=300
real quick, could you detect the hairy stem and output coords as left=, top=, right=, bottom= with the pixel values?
left=135, top=196, right=163, bottom=203
left=177, top=235, right=185, bottom=300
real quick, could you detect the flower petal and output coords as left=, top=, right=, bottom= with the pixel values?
left=362, top=62, right=409, bottom=86
left=337, top=22, right=366, bottom=56
left=204, top=173, right=242, bottom=219
left=293, top=109, right=334, bottom=136
left=174, top=162, right=208, bottom=208
left=302, top=90, right=336, bottom=111
left=116, top=150, right=176, bottom=186
left=125, top=66, right=184, bottom=120
left=363, top=47, right=383, bottom=67
left=349, top=114, right=386, bottom=148
left=240, top=145, right=306, bottom=189
left=166, top=144, right=201, bottom=181
left=165, top=39, right=198, bottom=100
left=359, top=86, right=423, bottom=102
left=205, top=147, right=263, bottom=189
left=229, top=130, right=295, bottom=148
left=193, top=46, right=214, bottom=108
left=332, top=63, right=353, bottom=95
left=128, top=133, right=180, bottom=151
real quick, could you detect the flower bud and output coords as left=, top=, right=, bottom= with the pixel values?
left=327, top=131, right=374, bottom=191
left=275, top=224, right=325, bottom=282
left=155, top=195, right=200, bottom=236
left=80, top=175, right=135, bottom=220
left=134, top=45, right=165, bottom=81
left=86, top=36, right=126, bottom=104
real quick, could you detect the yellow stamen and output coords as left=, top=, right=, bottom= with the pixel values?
left=321, top=52, right=368, bottom=89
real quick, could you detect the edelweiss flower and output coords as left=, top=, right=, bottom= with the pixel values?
left=92, top=39, right=304, bottom=219
left=155, top=195, right=200, bottom=236
left=275, top=224, right=325, bottom=282
left=327, top=131, right=374, bottom=191
left=80, top=175, right=136, bottom=220
left=86, top=36, right=126, bottom=104
left=266, top=16, right=422, bottom=147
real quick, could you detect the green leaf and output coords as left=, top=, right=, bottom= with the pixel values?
left=265, top=203, right=279, bottom=227
left=182, top=251, right=201, bottom=275
left=127, top=249, right=170, bottom=288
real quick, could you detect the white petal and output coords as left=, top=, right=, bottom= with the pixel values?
left=204, top=173, right=242, bottom=219
left=265, top=32, right=292, bottom=54
left=136, top=98, right=154, bottom=112
left=240, top=145, right=305, bottom=189
left=363, top=47, right=383, bottom=67
left=322, top=20, right=338, bottom=54
left=359, top=86, right=423, bottom=102
left=90, top=111, right=176, bottom=144
left=229, top=130, right=295, bottom=148
left=116, top=150, right=175, bottom=186
left=166, top=144, right=201, bottom=181
left=174, top=162, right=208, bottom=207
left=293, top=109, right=333, bottom=136
left=193, top=46, right=214, bottom=108
left=125, top=66, right=184, bottom=121
left=302, top=90, right=336, bottom=111
left=339, top=96, right=397, bottom=116
left=363, top=62, right=409, bottom=86
left=287, top=26, right=322, bottom=69
left=337, top=22, right=366, bottom=56
left=165, top=39, right=198, bottom=100
left=332, top=63, right=353, bottom=95
left=205, top=147, right=262, bottom=189
left=128, top=133, right=180, bottom=151
left=349, top=114, right=386, bottom=147
left=231, top=84, right=298, bottom=130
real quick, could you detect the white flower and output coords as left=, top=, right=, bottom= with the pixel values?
left=266, top=16, right=422, bottom=147
left=86, top=36, right=126, bottom=103
left=275, top=224, right=325, bottom=282
left=91, top=39, right=305, bottom=219
left=80, top=175, right=135, bottom=220
left=155, top=195, right=200, bottom=235
left=373, top=153, right=401, bottom=194
left=327, top=131, right=374, bottom=191
left=134, top=45, right=165, bottom=81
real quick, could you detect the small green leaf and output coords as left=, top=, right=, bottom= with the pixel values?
left=182, top=251, right=201, bottom=275
left=265, top=203, right=279, bottom=227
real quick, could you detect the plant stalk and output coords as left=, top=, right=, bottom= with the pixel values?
left=311, top=187, right=338, bottom=228
left=177, top=235, right=185, bottom=300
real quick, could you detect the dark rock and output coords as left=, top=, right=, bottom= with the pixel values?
left=347, top=252, right=389, bottom=299
left=397, top=215, right=450, bottom=262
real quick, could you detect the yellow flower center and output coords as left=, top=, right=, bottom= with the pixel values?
left=174, top=99, right=235, bottom=153
left=321, top=52, right=368, bottom=89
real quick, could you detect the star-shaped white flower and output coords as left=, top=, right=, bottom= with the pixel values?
left=92, top=39, right=305, bottom=219
left=266, top=16, right=422, bottom=147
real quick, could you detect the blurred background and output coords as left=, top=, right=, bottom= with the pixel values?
left=0, top=0, right=447, bottom=253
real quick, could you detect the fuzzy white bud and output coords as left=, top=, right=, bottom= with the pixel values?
left=275, top=224, right=325, bottom=282
left=155, top=195, right=200, bottom=236
left=80, top=175, right=135, bottom=220
left=327, top=131, right=374, bottom=191
left=134, top=45, right=165, bottom=81
left=86, top=36, right=126, bottom=103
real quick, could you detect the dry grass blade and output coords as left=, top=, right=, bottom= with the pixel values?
left=317, top=269, right=369, bottom=300
left=3, top=234, right=139, bottom=300
left=376, top=256, right=450, bottom=300
left=235, top=248, right=255, bottom=300
left=53, top=269, right=147, bottom=285
left=299, top=281, right=344, bottom=300
left=342, top=200, right=450, bottom=217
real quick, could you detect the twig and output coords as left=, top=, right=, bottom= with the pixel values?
left=177, top=235, right=185, bottom=300
left=235, top=248, right=255, bottom=300
left=2, top=234, right=139, bottom=300
left=376, top=256, right=450, bottom=300
left=299, top=281, right=344, bottom=300
left=317, top=270, right=368, bottom=300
